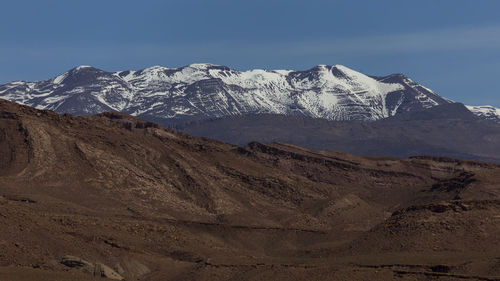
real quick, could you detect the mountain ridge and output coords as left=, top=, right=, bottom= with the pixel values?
left=176, top=102, right=500, bottom=163
left=4, top=63, right=498, bottom=125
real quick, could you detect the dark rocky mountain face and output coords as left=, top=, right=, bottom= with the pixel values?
left=176, top=103, right=500, bottom=163
left=2, top=99, right=500, bottom=280
left=0, top=64, right=475, bottom=125
left=372, top=73, right=453, bottom=114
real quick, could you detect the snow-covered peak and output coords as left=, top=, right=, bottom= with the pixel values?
left=290, top=65, right=404, bottom=102
left=332, top=64, right=363, bottom=77
left=185, top=63, right=220, bottom=69
left=466, top=105, right=500, bottom=122
left=144, top=65, right=171, bottom=71
left=65, top=66, right=106, bottom=77
left=332, top=64, right=348, bottom=69
left=73, top=65, right=93, bottom=71
left=168, top=65, right=213, bottom=84
left=133, top=66, right=171, bottom=82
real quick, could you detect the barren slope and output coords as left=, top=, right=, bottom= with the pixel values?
left=1, top=99, right=500, bottom=280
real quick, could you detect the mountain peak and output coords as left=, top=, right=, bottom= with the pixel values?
left=185, top=63, right=220, bottom=69
left=65, top=65, right=107, bottom=76
left=50, top=66, right=103, bottom=84
left=332, top=64, right=351, bottom=70
left=143, top=65, right=170, bottom=71
left=75, top=65, right=93, bottom=70
left=306, top=64, right=358, bottom=80
left=69, top=65, right=100, bottom=72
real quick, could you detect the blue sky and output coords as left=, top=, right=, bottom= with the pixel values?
left=1, top=0, right=499, bottom=106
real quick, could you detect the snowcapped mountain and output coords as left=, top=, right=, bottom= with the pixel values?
left=0, top=63, right=496, bottom=124
left=465, top=105, right=500, bottom=123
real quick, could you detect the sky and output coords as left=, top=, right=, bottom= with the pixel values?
left=1, top=0, right=499, bottom=106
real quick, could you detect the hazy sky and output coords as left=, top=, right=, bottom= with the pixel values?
left=1, top=0, right=499, bottom=106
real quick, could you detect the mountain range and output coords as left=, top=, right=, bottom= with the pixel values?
left=176, top=103, right=500, bottom=163
left=1, top=64, right=499, bottom=125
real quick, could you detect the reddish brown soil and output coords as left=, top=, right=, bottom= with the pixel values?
left=1, top=98, right=500, bottom=280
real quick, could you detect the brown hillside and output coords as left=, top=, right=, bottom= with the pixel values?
left=1, top=98, right=500, bottom=280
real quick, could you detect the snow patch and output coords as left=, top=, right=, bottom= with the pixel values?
left=466, top=105, right=500, bottom=121
left=53, top=72, right=68, bottom=84
left=74, top=65, right=92, bottom=71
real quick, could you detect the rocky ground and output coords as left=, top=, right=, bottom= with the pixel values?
left=1, top=99, right=500, bottom=280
